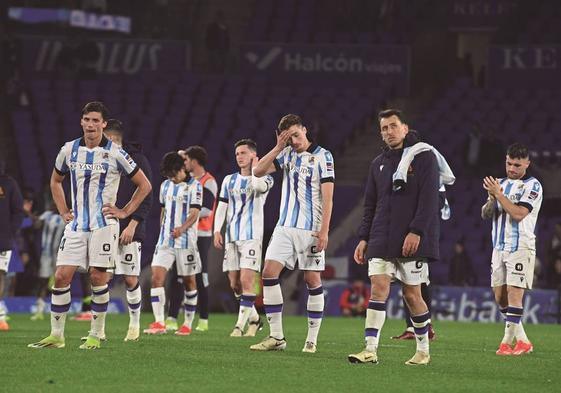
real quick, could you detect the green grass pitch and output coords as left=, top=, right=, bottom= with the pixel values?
left=1, top=314, right=560, bottom=393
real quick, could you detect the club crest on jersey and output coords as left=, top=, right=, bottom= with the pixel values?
left=308, top=156, right=315, bottom=165
left=102, top=152, right=109, bottom=160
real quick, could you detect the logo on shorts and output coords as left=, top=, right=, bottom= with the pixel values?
left=315, top=258, right=321, bottom=265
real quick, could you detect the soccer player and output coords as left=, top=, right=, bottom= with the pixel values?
left=481, top=143, right=541, bottom=356
left=28, top=101, right=152, bottom=349
left=104, top=119, right=153, bottom=341
left=250, top=114, right=334, bottom=353
left=143, top=152, right=203, bottom=336
left=31, top=201, right=65, bottom=321
left=168, top=146, right=217, bottom=332
left=0, top=157, right=24, bottom=331
left=213, top=139, right=273, bottom=337
left=348, top=109, right=439, bottom=365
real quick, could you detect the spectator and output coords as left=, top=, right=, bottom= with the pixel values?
left=448, top=240, right=476, bottom=286
left=339, top=279, right=370, bottom=317
left=205, top=11, right=230, bottom=73
left=547, top=223, right=561, bottom=261
left=547, top=257, right=561, bottom=290
left=15, top=188, right=40, bottom=296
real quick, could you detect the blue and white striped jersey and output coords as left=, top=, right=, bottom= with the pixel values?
left=158, top=178, right=203, bottom=249
left=55, top=136, right=138, bottom=232
left=492, top=176, right=543, bottom=252
left=273, top=144, right=334, bottom=231
left=39, top=211, right=65, bottom=259
left=219, top=173, right=274, bottom=243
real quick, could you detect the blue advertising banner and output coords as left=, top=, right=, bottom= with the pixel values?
left=241, top=42, right=410, bottom=94
left=21, top=37, right=191, bottom=75
left=306, top=282, right=560, bottom=324
left=9, top=7, right=131, bottom=33
left=488, top=46, right=561, bottom=88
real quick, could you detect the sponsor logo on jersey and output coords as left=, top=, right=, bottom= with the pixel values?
left=68, top=162, right=107, bottom=173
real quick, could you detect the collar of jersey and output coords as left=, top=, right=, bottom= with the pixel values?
left=306, top=143, right=319, bottom=153
left=507, top=173, right=533, bottom=183
left=79, top=135, right=110, bottom=148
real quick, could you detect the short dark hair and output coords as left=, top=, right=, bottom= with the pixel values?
left=185, top=145, right=207, bottom=167
left=378, top=109, right=406, bottom=124
left=234, top=138, right=257, bottom=152
left=160, top=152, right=185, bottom=178
left=82, top=101, right=109, bottom=120
left=105, top=119, right=123, bottom=134
left=506, top=143, right=529, bottom=159
left=278, top=114, right=303, bottom=131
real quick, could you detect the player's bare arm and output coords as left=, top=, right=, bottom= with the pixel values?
left=483, top=176, right=529, bottom=222
left=50, top=169, right=73, bottom=223
left=481, top=193, right=496, bottom=220
left=253, top=129, right=291, bottom=177
left=172, top=207, right=200, bottom=239
left=213, top=200, right=228, bottom=249
left=103, top=169, right=152, bottom=219
left=402, top=233, right=421, bottom=257
left=353, top=240, right=368, bottom=264
left=313, top=182, right=333, bottom=252
left=251, top=157, right=271, bottom=192
left=120, top=219, right=138, bottom=245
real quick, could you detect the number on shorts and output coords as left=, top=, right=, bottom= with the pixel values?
left=59, top=238, right=66, bottom=251
left=515, top=263, right=524, bottom=272
left=249, top=249, right=256, bottom=256
left=125, top=254, right=133, bottom=262
left=311, top=246, right=318, bottom=254
left=187, top=255, right=194, bottom=262
left=415, top=261, right=423, bottom=269
left=103, top=243, right=111, bottom=252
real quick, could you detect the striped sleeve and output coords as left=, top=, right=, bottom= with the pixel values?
left=219, top=176, right=230, bottom=203
left=190, top=181, right=203, bottom=209
left=319, top=149, right=335, bottom=183
left=54, top=144, right=69, bottom=175
left=115, top=147, right=138, bottom=178
left=159, top=181, right=166, bottom=207
left=274, top=147, right=290, bottom=171
left=518, top=179, right=542, bottom=212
